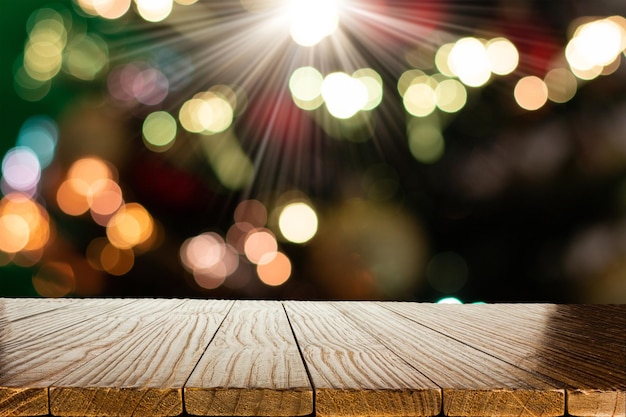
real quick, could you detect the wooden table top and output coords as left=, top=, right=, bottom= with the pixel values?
left=0, top=299, right=623, bottom=417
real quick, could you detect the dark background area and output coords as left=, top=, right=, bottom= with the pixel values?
left=2, top=0, right=626, bottom=303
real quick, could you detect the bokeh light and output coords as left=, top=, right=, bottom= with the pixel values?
left=142, top=111, right=177, bottom=151
left=485, top=38, right=519, bottom=76
left=435, top=79, right=467, bottom=113
left=234, top=199, right=267, bottom=227
left=135, top=0, right=174, bottom=22
left=179, top=92, right=233, bottom=135
left=32, top=262, right=75, bottom=298
left=63, top=33, right=108, bottom=80
left=289, top=0, right=339, bottom=47
left=408, top=120, right=445, bottom=164
left=514, top=76, right=549, bottom=111
left=404, top=81, right=437, bottom=117
left=289, top=66, right=324, bottom=111
left=448, top=37, right=491, bottom=87
left=244, top=228, right=278, bottom=265
left=16, top=116, right=58, bottom=169
left=1, top=147, right=41, bottom=194
left=257, top=251, right=291, bottom=286
left=106, top=203, right=154, bottom=249
left=278, top=201, right=318, bottom=244
left=566, top=18, right=624, bottom=75
left=321, top=72, right=368, bottom=119
left=544, top=68, right=578, bottom=104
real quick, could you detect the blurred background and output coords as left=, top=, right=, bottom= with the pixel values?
left=1, top=0, right=626, bottom=303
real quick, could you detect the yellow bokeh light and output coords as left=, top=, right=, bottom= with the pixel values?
left=322, top=72, right=368, bottom=119
left=397, top=69, right=425, bottom=97
left=408, top=121, right=445, bottom=164
left=257, top=251, right=291, bottom=286
left=179, top=93, right=233, bottom=135
left=24, top=40, right=63, bottom=82
left=289, top=0, right=339, bottom=47
left=244, top=228, right=277, bottom=264
left=435, top=78, right=467, bottom=113
left=68, top=157, right=114, bottom=194
left=176, top=0, right=199, bottom=4
left=486, top=37, right=519, bottom=75
left=143, top=111, right=177, bottom=150
left=514, top=76, right=548, bottom=111
left=93, top=0, right=131, bottom=19
left=435, top=43, right=456, bottom=78
left=544, top=68, right=578, bottom=103
left=135, top=0, right=173, bottom=22
left=289, top=66, right=324, bottom=110
left=448, top=37, right=491, bottom=87
left=567, top=18, right=624, bottom=72
left=106, top=203, right=154, bottom=249
left=63, top=34, right=108, bottom=80
left=404, top=82, right=437, bottom=117
left=278, top=201, right=318, bottom=244
left=353, top=68, right=383, bottom=111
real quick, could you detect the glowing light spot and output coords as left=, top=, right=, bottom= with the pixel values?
left=63, top=34, right=109, bottom=81
left=514, top=76, right=548, bottom=111
left=133, top=68, right=169, bottom=105
left=567, top=18, right=624, bottom=72
left=179, top=93, right=233, bottom=134
left=100, top=243, right=134, bottom=276
left=278, top=202, right=318, bottom=244
left=0, top=194, right=51, bottom=252
left=14, top=65, right=51, bottom=102
left=23, top=35, right=64, bottom=82
left=68, top=157, right=114, bottom=193
left=180, top=232, right=225, bottom=272
left=0, top=215, right=30, bottom=253
left=2, top=147, right=41, bottom=193
left=486, top=38, right=519, bottom=75
left=32, top=262, right=75, bottom=298
left=404, top=82, right=437, bottom=117
left=143, top=111, right=177, bottom=151
left=435, top=43, right=455, bottom=77
left=570, top=64, right=603, bottom=81
left=289, top=66, right=324, bottom=110
left=106, top=203, right=154, bottom=249
left=437, top=297, right=463, bottom=304
left=322, top=72, right=368, bottom=119
left=135, top=0, right=173, bottom=22
left=544, top=68, right=578, bottom=103
left=234, top=200, right=267, bottom=227
left=244, top=228, right=278, bottom=264
left=57, top=179, right=90, bottom=216
left=448, top=37, right=491, bottom=87
left=17, top=116, right=58, bottom=169
left=408, top=121, right=445, bottom=164
left=435, top=79, right=467, bottom=113
left=88, top=179, right=123, bottom=224
left=289, top=0, right=339, bottom=47
left=353, top=68, right=383, bottom=111
left=93, top=0, right=131, bottom=19
left=86, top=237, right=109, bottom=271
left=176, top=0, right=198, bottom=4
left=257, top=251, right=291, bottom=286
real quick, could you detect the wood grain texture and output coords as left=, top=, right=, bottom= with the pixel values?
left=379, top=303, right=625, bottom=417
left=0, top=298, right=137, bottom=417
left=334, top=302, right=565, bottom=417
left=185, top=300, right=313, bottom=416
left=49, top=299, right=233, bottom=417
left=283, top=301, right=441, bottom=417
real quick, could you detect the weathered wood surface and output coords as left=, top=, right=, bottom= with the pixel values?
left=284, top=301, right=441, bottom=417
left=334, top=302, right=566, bottom=417
left=379, top=303, right=626, bottom=417
left=185, top=300, right=312, bottom=416
left=0, top=299, right=623, bottom=417
left=49, top=299, right=233, bottom=417
left=0, top=298, right=137, bottom=417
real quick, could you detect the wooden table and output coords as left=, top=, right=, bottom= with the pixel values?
left=0, top=299, right=623, bottom=417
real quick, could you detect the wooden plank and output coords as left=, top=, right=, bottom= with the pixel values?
left=0, top=298, right=140, bottom=417
left=49, top=299, right=233, bottom=417
left=185, top=300, right=313, bottom=416
left=283, top=301, right=441, bottom=417
left=0, top=298, right=72, bottom=322
left=379, top=303, right=626, bottom=417
left=333, top=302, right=565, bottom=417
